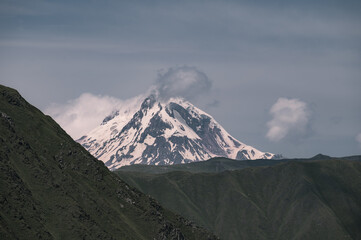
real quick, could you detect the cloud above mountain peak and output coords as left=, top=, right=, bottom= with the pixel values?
left=155, top=66, right=212, bottom=101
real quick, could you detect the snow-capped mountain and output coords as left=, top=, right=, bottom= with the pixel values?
left=77, top=94, right=279, bottom=170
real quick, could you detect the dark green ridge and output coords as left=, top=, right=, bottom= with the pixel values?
left=0, top=84, right=218, bottom=240
left=116, top=158, right=361, bottom=240
left=116, top=155, right=361, bottom=174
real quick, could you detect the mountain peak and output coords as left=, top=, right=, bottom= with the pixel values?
left=141, top=94, right=157, bottom=109
left=78, top=96, right=279, bottom=170
left=311, top=153, right=332, bottom=160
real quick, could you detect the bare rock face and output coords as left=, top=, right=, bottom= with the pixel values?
left=78, top=94, right=279, bottom=170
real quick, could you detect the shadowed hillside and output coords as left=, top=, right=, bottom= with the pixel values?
left=0, top=84, right=218, bottom=240
left=117, top=157, right=361, bottom=240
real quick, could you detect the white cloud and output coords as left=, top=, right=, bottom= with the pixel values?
left=155, top=66, right=212, bottom=101
left=356, top=133, right=361, bottom=149
left=44, top=66, right=213, bottom=140
left=45, top=93, right=122, bottom=139
left=266, top=98, right=310, bottom=142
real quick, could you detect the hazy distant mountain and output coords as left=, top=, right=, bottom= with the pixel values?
left=78, top=94, right=280, bottom=170
left=0, top=84, right=218, bottom=240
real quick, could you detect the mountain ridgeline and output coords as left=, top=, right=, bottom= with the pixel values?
left=78, top=94, right=279, bottom=170
left=116, top=156, right=361, bottom=240
left=0, top=84, right=218, bottom=240
left=117, top=155, right=360, bottom=174
left=2, top=83, right=360, bottom=240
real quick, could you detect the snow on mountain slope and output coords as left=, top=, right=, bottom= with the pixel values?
left=78, top=94, right=279, bottom=170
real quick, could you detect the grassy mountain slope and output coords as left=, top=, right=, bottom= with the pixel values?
left=117, top=159, right=361, bottom=240
left=0, top=84, right=218, bottom=240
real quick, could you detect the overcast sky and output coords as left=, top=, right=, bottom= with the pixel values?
left=1, top=0, right=360, bottom=158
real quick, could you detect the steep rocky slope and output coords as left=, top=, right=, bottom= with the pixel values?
left=0, top=84, right=218, bottom=240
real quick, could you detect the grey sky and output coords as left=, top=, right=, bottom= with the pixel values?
left=1, top=0, right=360, bottom=157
